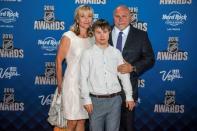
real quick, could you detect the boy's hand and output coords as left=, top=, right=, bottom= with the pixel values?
left=84, top=104, right=93, bottom=114
left=125, top=101, right=135, bottom=111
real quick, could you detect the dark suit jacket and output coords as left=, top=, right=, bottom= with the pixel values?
left=109, top=25, right=155, bottom=101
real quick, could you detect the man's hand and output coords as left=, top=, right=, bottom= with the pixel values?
left=118, top=61, right=134, bottom=74
left=126, top=101, right=135, bottom=111
left=84, top=104, right=93, bottom=114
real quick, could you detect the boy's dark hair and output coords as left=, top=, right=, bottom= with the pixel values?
left=92, top=19, right=111, bottom=32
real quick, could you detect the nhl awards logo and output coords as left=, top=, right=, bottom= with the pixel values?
left=138, top=78, right=145, bottom=88
left=0, top=33, right=24, bottom=58
left=75, top=0, right=106, bottom=4
left=34, top=5, right=65, bottom=30
left=129, top=7, right=147, bottom=32
left=154, top=90, right=184, bottom=113
left=0, top=88, right=24, bottom=111
left=157, top=37, right=188, bottom=61
left=34, top=62, right=57, bottom=85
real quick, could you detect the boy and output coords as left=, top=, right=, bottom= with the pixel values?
left=80, top=19, right=135, bottom=131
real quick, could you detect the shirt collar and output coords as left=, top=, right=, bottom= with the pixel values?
left=114, top=25, right=130, bottom=36
left=93, top=44, right=112, bottom=52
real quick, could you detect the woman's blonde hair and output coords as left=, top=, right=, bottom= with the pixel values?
left=70, top=5, right=94, bottom=37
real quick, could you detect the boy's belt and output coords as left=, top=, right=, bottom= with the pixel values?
left=90, top=91, right=121, bottom=98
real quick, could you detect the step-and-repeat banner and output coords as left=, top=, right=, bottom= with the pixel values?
left=0, top=0, right=196, bottom=131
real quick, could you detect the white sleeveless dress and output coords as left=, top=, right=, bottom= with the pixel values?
left=61, top=31, right=93, bottom=120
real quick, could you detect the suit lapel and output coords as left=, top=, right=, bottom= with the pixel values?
left=122, top=25, right=134, bottom=55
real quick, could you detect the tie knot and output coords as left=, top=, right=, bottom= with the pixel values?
left=119, top=32, right=123, bottom=35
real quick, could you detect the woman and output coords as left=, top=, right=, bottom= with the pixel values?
left=55, top=5, right=94, bottom=131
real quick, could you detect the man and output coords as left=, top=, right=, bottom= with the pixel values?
left=80, top=19, right=135, bottom=131
left=109, top=5, right=155, bottom=131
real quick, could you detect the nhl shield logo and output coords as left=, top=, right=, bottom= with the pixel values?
left=45, top=67, right=56, bottom=78
left=167, top=39, right=178, bottom=53
left=44, top=10, right=55, bottom=22
left=164, top=94, right=175, bottom=106
left=130, top=11, right=138, bottom=25
left=3, top=93, right=15, bottom=104
left=2, top=38, right=14, bottom=50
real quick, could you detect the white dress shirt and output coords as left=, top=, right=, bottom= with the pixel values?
left=112, top=26, right=130, bottom=51
left=80, top=44, right=133, bottom=105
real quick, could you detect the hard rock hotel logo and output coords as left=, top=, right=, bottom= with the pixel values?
left=37, top=37, right=59, bottom=56
left=34, top=62, right=57, bottom=85
left=0, top=33, right=24, bottom=58
left=34, top=5, right=65, bottom=30
left=162, top=11, right=187, bottom=31
left=157, top=37, right=188, bottom=61
left=0, top=88, right=24, bottom=111
left=75, top=0, right=106, bottom=4
left=0, top=8, right=19, bottom=28
left=160, top=0, right=192, bottom=5
left=154, top=90, right=184, bottom=113
left=129, top=7, right=148, bottom=32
